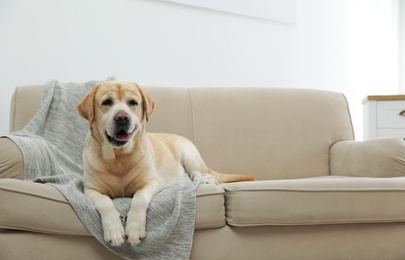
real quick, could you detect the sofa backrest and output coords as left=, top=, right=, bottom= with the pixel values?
left=145, top=87, right=354, bottom=180
left=11, top=85, right=354, bottom=180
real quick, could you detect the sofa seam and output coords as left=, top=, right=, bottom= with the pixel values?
left=226, top=219, right=405, bottom=227
left=223, top=188, right=405, bottom=192
left=187, top=88, right=195, bottom=143
left=0, top=186, right=69, bottom=204
left=196, top=192, right=224, bottom=197
left=10, top=86, right=19, bottom=132
left=340, top=92, right=356, bottom=140
left=195, top=223, right=226, bottom=230
left=328, top=93, right=356, bottom=176
left=0, top=225, right=90, bottom=236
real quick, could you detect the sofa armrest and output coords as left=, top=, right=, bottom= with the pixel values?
left=330, top=138, right=405, bottom=177
left=10, top=85, right=43, bottom=132
left=0, top=137, right=23, bottom=179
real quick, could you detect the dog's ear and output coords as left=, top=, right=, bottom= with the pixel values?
left=136, top=84, right=155, bottom=122
left=77, top=84, right=99, bottom=126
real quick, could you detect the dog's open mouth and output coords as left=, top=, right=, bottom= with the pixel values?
left=106, top=129, right=131, bottom=146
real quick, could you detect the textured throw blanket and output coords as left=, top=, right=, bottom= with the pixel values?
left=5, top=79, right=203, bottom=260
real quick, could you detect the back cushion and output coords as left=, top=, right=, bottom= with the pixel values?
left=145, top=87, right=354, bottom=180
left=12, top=86, right=354, bottom=180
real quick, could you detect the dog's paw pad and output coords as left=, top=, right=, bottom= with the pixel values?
left=125, top=225, right=146, bottom=246
left=104, top=226, right=126, bottom=247
left=126, top=233, right=142, bottom=246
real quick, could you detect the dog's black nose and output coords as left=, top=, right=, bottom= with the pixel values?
left=115, top=113, right=129, bottom=125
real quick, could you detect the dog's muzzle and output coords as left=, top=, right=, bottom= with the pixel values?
left=105, top=112, right=134, bottom=147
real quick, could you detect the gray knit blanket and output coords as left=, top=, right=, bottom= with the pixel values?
left=5, top=79, right=203, bottom=260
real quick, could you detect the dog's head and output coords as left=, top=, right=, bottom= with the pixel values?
left=77, top=82, right=155, bottom=148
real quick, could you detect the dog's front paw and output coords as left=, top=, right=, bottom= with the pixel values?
left=125, top=211, right=146, bottom=246
left=104, top=225, right=126, bottom=246
left=102, top=215, right=126, bottom=246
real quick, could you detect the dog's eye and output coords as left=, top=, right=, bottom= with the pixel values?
left=128, top=100, right=138, bottom=106
left=102, top=99, right=113, bottom=106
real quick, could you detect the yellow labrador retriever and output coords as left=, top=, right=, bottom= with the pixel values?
left=76, top=82, right=254, bottom=247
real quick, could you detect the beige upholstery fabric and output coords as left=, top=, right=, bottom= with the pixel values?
left=189, top=88, right=354, bottom=180
left=0, top=138, right=23, bottom=179
left=0, top=179, right=225, bottom=234
left=143, top=87, right=194, bottom=142
left=9, top=85, right=43, bottom=132
left=222, top=176, right=405, bottom=226
left=0, top=230, right=121, bottom=260
left=194, top=184, right=226, bottom=229
left=146, top=87, right=354, bottom=180
left=0, top=179, right=88, bottom=235
left=331, top=138, right=405, bottom=177
left=3, top=224, right=405, bottom=260
left=191, top=224, right=405, bottom=260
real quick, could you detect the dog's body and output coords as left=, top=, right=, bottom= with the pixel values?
left=77, top=82, right=254, bottom=247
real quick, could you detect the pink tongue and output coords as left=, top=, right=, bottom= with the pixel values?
left=114, top=132, right=130, bottom=142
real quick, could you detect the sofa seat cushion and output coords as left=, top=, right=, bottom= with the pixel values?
left=0, top=179, right=225, bottom=235
left=222, top=176, right=405, bottom=227
left=0, top=179, right=89, bottom=235
left=194, top=184, right=226, bottom=229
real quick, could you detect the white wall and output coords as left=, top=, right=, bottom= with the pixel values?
left=400, top=0, right=405, bottom=92
left=0, top=0, right=400, bottom=139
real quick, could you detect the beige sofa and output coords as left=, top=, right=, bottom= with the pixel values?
left=2, top=85, right=405, bottom=259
